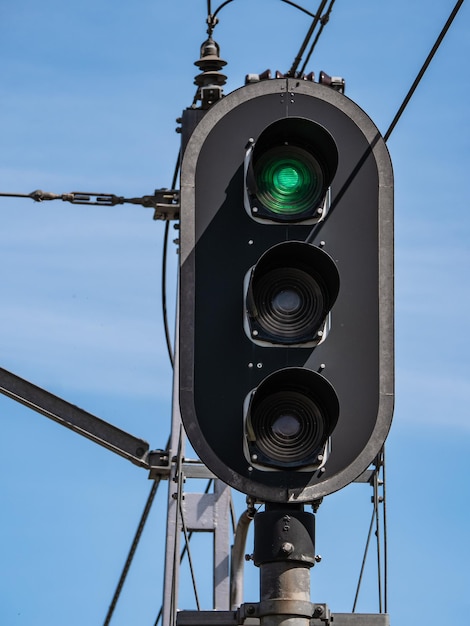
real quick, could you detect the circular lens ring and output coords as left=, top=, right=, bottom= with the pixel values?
left=252, top=390, right=326, bottom=464
left=254, top=146, right=325, bottom=218
left=253, top=267, right=327, bottom=342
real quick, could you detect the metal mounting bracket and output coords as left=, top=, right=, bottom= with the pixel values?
left=176, top=606, right=389, bottom=626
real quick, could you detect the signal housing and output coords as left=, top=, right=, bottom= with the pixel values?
left=179, top=78, right=394, bottom=503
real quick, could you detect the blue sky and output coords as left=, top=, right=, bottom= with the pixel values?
left=0, top=1, right=469, bottom=624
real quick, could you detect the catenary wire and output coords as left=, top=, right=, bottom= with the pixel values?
left=153, top=477, right=220, bottom=624
left=102, top=436, right=171, bottom=625
left=210, top=1, right=333, bottom=75
left=384, top=0, right=465, bottom=142
left=352, top=505, right=375, bottom=612
left=298, top=0, right=336, bottom=76
left=162, top=221, right=174, bottom=368
left=351, top=452, right=385, bottom=613
left=288, top=0, right=329, bottom=76
left=280, top=0, right=317, bottom=19
left=168, top=427, right=208, bottom=619
left=179, top=497, right=202, bottom=611
left=211, top=0, right=319, bottom=24
left=161, top=153, right=181, bottom=368
left=102, top=478, right=161, bottom=626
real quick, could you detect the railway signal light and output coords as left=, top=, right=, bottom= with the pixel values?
left=179, top=78, right=393, bottom=503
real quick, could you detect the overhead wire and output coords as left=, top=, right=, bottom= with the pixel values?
left=352, top=504, right=376, bottom=612
left=298, top=0, right=336, bottom=76
left=288, top=0, right=330, bottom=76
left=280, top=0, right=317, bottom=19
left=351, top=452, right=386, bottom=613
left=161, top=153, right=181, bottom=368
left=102, top=433, right=172, bottom=626
left=210, top=0, right=321, bottom=27
left=102, top=478, right=161, bottom=626
left=155, top=479, right=216, bottom=624
left=384, top=0, right=465, bottom=142
left=204, top=0, right=326, bottom=64
left=179, top=498, right=202, bottom=611
left=162, top=222, right=174, bottom=367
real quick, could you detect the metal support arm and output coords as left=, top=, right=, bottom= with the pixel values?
left=0, top=366, right=155, bottom=468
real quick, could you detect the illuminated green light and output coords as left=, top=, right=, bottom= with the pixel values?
left=254, top=147, right=324, bottom=218
left=275, top=166, right=300, bottom=192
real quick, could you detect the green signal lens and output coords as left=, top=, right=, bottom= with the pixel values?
left=254, top=147, right=324, bottom=218
left=275, top=166, right=300, bottom=192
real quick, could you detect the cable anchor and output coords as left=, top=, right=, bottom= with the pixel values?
left=0, top=189, right=180, bottom=220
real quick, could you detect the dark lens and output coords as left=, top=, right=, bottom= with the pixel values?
left=251, top=390, right=326, bottom=465
left=247, top=242, right=340, bottom=345
left=246, top=368, right=340, bottom=470
left=253, top=267, right=327, bottom=343
left=271, top=288, right=302, bottom=315
left=272, top=413, right=302, bottom=438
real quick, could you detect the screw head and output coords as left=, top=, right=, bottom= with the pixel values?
left=280, top=541, right=294, bottom=554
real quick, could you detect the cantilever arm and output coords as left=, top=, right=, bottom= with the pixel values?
left=0, top=366, right=152, bottom=468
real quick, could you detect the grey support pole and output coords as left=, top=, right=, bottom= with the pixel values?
left=253, top=504, right=316, bottom=626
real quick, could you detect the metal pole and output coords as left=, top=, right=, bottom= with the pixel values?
left=253, top=504, right=316, bottom=626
